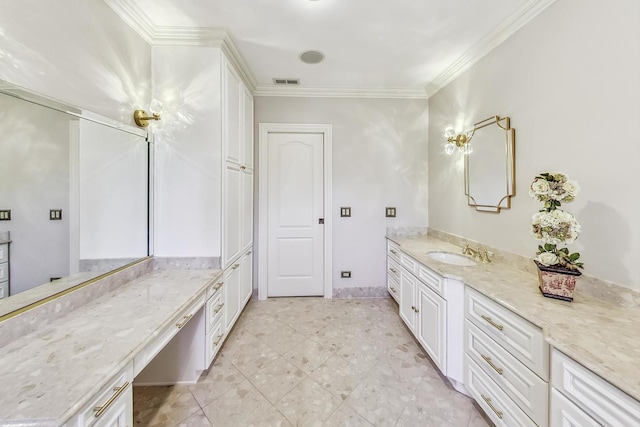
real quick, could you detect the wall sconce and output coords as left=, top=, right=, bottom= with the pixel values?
left=444, top=127, right=474, bottom=155
left=133, top=100, right=163, bottom=128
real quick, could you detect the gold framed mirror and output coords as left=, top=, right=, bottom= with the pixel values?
left=464, top=116, right=515, bottom=212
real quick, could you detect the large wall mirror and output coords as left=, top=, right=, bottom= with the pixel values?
left=0, top=81, right=151, bottom=318
left=464, top=116, right=515, bottom=212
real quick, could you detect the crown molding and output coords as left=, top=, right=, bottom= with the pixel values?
left=102, top=0, right=257, bottom=91
left=426, top=0, right=557, bottom=98
left=253, top=86, right=428, bottom=99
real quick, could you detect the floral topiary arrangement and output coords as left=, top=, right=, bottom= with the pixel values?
left=529, top=172, right=584, bottom=301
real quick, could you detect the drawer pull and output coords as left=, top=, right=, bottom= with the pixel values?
left=176, top=314, right=193, bottom=329
left=481, top=315, right=504, bottom=331
left=481, top=394, right=503, bottom=419
left=94, top=382, right=129, bottom=418
left=414, top=307, right=419, bottom=313
left=214, top=303, right=225, bottom=314
left=390, top=249, right=397, bottom=254
left=232, top=263, right=240, bottom=270
left=213, top=334, right=224, bottom=346
left=389, top=268, right=397, bottom=273
left=213, top=282, right=224, bottom=292
left=246, top=250, right=252, bottom=255
left=411, top=305, right=416, bottom=311
left=481, top=354, right=504, bottom=375
left=390, top=288, right=397, bottom=293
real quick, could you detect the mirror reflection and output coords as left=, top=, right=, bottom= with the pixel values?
left=0, top=84, right=149, bottom=312
left=464, top=116, right=515, bottom=212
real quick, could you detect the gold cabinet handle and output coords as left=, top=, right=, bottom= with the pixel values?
left=481, top=394, right=503, bottom=419
left=232, top=263, right=240, bottom=269
left=240, top=165, right=246, bottom=170
left=390, top=249, right=397, bottom=254
left=213, top=334, right=224, bottom=346
left=481, top=354, right=504, bottom=375
left=214, top=303, right=225, bottom=314
left=94, top=382, right=129, bottom=418
left=481, top=315, right=504, bottom=331
left=389, top=268, right=397, bottom=273
left=390, top=288, right=397, bottom=293
left=213, top=282, right=224, bottom=292
left=176, top=314, right=193, bottom=329
left=246, top=250, right=252, bottom=255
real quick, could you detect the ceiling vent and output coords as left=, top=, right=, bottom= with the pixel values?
left=300, top=50, right=325, bottom=64
left=273, top=78, right=300, bottom=85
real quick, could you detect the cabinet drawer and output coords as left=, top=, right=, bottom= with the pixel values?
left=387, top=257, right=401, bottom=283
left=387, top=274, right=399, bottom=302
left=552, top=348, right=640, bottom=426
left=79, top=363, right=133, bottom=427
left=467, top=288, right=548, bottom=380
left=0, top=282, right=7, bottom=299
left=466, top=321, right=548, bottom=426
left=417, top=263, right=444, bottom=297
left=0, top=262, right=7, bottom=282
left=0, top=243, right=7, bottom=263
left=387, top=240, right=401, bottom=263
left=550, top=388, right=599, bottom=427
left=400, top=252, right=418, bottom=276
left=206, top=291, right=225, bottom=334
left=206, top=317, right=225, bottom=367
left=466, top=356, right=537, bottom=427
left=206, top=277, right=224, bottom=300
left=133, top=294, right=205, bottom=376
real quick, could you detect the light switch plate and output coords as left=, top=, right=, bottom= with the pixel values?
left=0, top=210, right=10, bottom=221
left=340, top=271, right=351, bottom=278
left=340, top=207, right=351, bottom=217
left=385, top=207, right=397, bottom=217
left=50, top=209, right=63, bottom=220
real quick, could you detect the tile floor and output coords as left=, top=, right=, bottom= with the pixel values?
left=133, top=297, right=492, bottom=427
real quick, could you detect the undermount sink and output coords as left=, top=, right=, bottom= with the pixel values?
left=426, top=251, right=477, bottom=266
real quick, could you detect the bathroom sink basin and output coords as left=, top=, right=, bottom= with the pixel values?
left=426, top=251, right=477, bottom=266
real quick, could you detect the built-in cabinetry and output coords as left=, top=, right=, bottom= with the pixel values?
left=465, top=288, right=548, bottom=426
left=0, top=241, right=9, bottom=299
left=550, top=348, right=640, bottom=426
left=222, top=57, right=254, bottom=269
left=387, top=239, right=466, bottom=393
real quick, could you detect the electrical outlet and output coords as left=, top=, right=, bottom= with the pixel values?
left=340, top=271, right=351, bottom=278
left=0, top=210, right=10, bottom=221
left=50, top=209, right=63, bottom=220
left=385, top=207, right=397, bottom=217
left=340, top=207, right=351, bottom=217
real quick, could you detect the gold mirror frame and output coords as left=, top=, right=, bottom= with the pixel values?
left=464, top=116, right=515, bottom=212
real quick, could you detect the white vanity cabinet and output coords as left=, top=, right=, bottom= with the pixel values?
left=550, top=348, right=640, bottom=426
left=465, top=288, right=549, bottom=426
left=0, top=242, right=9, bottom=299
left=388, top=239, right=466, bottom=392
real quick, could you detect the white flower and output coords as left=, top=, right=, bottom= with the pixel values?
left=536, top=252, right=559, bottom=266
left=531, top=210, right=581, bottom=245
left=562, top=180, right=580, bottom=197
left=530, top=178, right=550, bottom=195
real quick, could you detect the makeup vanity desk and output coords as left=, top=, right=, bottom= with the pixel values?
left=0, top=266, right=225, bottom=427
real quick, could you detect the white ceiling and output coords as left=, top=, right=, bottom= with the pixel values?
left=110, top=0, right=552, bottom=97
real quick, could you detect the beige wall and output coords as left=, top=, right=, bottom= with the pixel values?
left=428, top=0, right=640, bottom=288
left=255, top=97, right=429, bottom=292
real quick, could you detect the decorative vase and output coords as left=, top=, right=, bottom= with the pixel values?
left=535, top=261, right=582, bottom=302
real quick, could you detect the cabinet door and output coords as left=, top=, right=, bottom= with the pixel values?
left=399, top=269, right=416, bottom=333
left=240, top=167, right=253, bottom=251
left=224, top=61, right=241, bottom=165
left=224, top=263, right=241, bottom=331
left=223, top=162, right=242, bottom=267
left=240, top=250, right=253, bottom=307
left=417, top=283, right=447, bottom=373
left=242, top=86, right=254, bottom=169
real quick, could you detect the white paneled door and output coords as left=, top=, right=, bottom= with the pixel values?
left=267, top=132, right=324, bottom=297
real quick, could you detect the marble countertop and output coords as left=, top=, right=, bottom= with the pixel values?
left=387, top=234, right=640, bottom=402
left=0, top=268, right=221, bottom=426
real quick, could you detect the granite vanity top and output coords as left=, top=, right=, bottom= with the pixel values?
left=387, top=234, right=640, bottom=402
left=0, top=268, right=221, bottom=426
